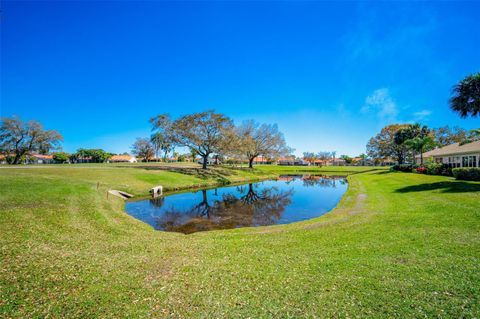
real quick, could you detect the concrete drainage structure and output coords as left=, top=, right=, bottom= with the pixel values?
left=150, top=186, right=163, bottom=198
left=108, top=190, right=134, bottom=200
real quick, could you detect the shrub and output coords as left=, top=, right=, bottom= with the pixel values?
left=425, top=162, right=443, bottom=175
left=391, top=164, right=417, bottom=172
left=452, top=168, right=480, bottom=181
left=424, top=162, right=454, bottom=176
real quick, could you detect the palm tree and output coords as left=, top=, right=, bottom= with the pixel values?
left=450, top=73, right=480, bottom=118
left=406, top=136, right=436, bottom=165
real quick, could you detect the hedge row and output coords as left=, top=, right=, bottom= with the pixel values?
left=391, top=164, right=480, bottom=181
left=452, top=168, right=480, bottom=181
left=391, top=163, right=453, bottom=176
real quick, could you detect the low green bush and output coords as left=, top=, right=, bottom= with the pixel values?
left=452, top=167, right=480, bottom=181
left=425, top=162, right=443, bottom=175
left=423, top=163, right=453, bottom=176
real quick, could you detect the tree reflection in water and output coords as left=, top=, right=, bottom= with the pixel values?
left=156, top=184, right=293, bottom=234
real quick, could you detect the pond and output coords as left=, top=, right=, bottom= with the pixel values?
left=125, top=175, right=348, bottom=234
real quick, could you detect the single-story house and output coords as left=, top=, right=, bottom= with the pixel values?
left=325, top=158, right=346, bottom=166
left=277, top=157, right=310, bottom=166
left=352, top=157, right=374, bottom=166
left=0, top=155, right=7, bottom=165
left=73, top=156, right=93, bottom=164
left=253, top=156, right=272, bottom=165
left=416, top=140, right=480, bottom=168
left=108, top=154, right=137, bottom=163
left=26, top=154, right=55, bottom=164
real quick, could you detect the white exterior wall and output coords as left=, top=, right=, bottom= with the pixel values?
left=418, top=153, right=480, bottom=167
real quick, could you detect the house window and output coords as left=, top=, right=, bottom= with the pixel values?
left=462, top=156, right=477, bottom=167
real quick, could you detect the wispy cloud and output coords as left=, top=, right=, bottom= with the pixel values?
left=413, top=109, right=432, bottom=121
left=362, top=88, right=398, bottom=123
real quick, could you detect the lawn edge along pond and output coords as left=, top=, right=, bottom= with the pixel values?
left=1, top=164, right=479, bottom=318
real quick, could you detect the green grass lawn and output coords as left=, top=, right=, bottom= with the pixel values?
left=1, top=164, right=479, bottom=318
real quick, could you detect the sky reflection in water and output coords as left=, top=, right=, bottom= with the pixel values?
left=125, top=175, right=347, bottom=234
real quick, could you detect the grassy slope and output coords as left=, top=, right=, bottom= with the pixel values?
left=1, top=165, right=479, bottom=318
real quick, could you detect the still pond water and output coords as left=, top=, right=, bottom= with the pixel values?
left=125, top=175, right=348, bottom=234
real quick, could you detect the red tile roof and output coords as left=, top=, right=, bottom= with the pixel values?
left=31, top=154, right=53, bottom=159
left=110, top=155, right=135, bottom=161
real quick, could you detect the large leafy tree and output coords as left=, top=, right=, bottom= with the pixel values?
left=450, top=72, right=480, bottom=118
left=394, top=124, right=431, bottom=162
left=131, top=138, right=155, bottom=162
left=75, top=148, right=112, bottom=163
left=234, top=120, right=290, bottom=168
left=0, top=116, right=63, bottom=164
left=53, top=152, right=69, bottom=163
left=367, top=124, right=410, bottom=164
left=151, top=111, right=233, bottom=169
left=433, top=126, right=467, bottom=147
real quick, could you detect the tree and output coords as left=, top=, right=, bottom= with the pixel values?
left=172, top=151, right=179, bottom=161
left=150, top=132, right=173, bottom=162
left=234, top=120, right=290, bottom=168
left=189, top=148, right=198, bottom=162
left=460, top=128, right=480, bottom=145
left=303, top=152, right=317, bottom=164
left=450, top=72, right=480, bottom=118
left=317, top=151, right=333, bottom=161
left=75, top=148, right=111, bottom=163
left=151, top=111, right=233, bottom=169
left=359, top=153, right=368, bottom=166
left=131, top=138, right=154, bottom=162
left=367, top=124, right=410, bottom=164
left=0, top=116, right=63, bottom=164
left=340, top=155, right=353, bottom=164
left=53, top=152, right=69, bottom=163
left=433, top=126, right=467, bottom=147
left=405, top=136, right=436, bottom=165
left=394, top=124, right=431, bottom=163
left=178, top=154, right=187, bottom=162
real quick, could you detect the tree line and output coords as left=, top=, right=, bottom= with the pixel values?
left=131, top=110, right=291, bottom=169
left=2, top=72, right=479, bottom=165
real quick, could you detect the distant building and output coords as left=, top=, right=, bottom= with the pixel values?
left=26, top=154, right=55, bottom=164
left=324, top=158, right=346, bottom=166
left=277, top=157, right=309, bottom=166
left=197, top=158, right=221, bottom=165
left=352, top=157, right=373, bottom=166
left=108, top=155, right=138, bottom=163
left=416, top=140, right=480, bottom=168
left=253, top=156, right=272, bottom=165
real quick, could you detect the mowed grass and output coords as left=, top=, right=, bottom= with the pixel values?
left=1, top=165, right=479, bottom=318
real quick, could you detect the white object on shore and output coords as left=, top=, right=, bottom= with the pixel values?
left=150, top=185, right=163, bottom=198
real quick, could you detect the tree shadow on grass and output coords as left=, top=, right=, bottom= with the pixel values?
left=395, top=181, right=480, bottom=193
left=374, top=170, right=393, bottom=175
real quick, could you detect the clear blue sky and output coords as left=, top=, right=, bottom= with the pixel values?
left=1, top=1, right=479, bottom=156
